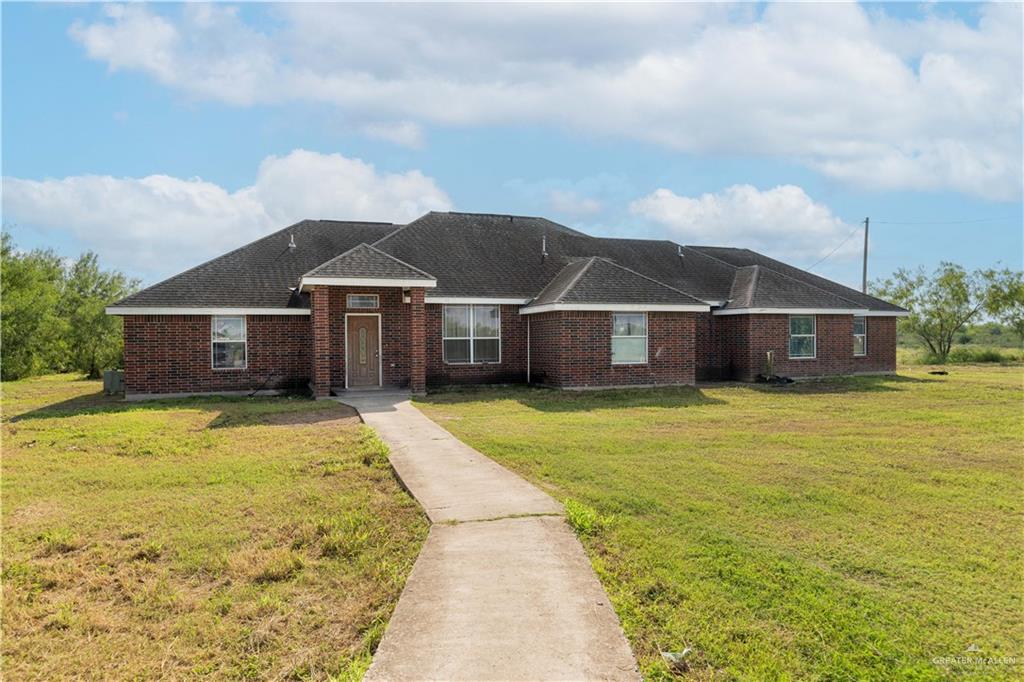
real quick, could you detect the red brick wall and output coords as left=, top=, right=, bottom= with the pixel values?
left=123, top=315, right=311, bottom=395
left=409, top=289, right=426, bottom=394
left=123, top=305, right=897, bottom=395
left=695, top=312, right=731, bottom=380
left=855, top=317, right=897, bottom=373
left=524, top=312, right=562, bottom=386
left=323, top=286, right=411, bottom=390
left=717, top=314, right=897, bottom=381
left=311, top=287, right=332, bottom=397
left=526, top=311, right=697, bottom=388
left=425, top=304, right=528, bottom=386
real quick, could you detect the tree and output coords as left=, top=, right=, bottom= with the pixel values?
left=984, top=269, right=1024, bottom=344
left=872, top=262, right=1014, bottom=361
left=60, top=252, right=140, bottom=378
left=1, top=234, right=139, bottom=380
left=0, top=233, right=68, bottom=380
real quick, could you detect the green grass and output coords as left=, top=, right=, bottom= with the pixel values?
left=417, top=366, right=1024, bottom=680
left=2, top=374, right=428, bottom=680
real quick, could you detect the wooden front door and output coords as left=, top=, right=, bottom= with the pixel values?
left=346, top=316, right=380, bottom=388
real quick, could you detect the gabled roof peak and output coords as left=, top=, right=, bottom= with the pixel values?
left=439, top=210, right=545, bottom=220
left=302, top=242, right=436, bottom=284
left=526, top=256, right=708, bottom=311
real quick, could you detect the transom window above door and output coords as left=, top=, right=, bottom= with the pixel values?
left=443, top=305, right=500, bottom=364
left=346, top=294, right=379, bottom=309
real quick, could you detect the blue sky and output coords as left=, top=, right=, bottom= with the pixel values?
left=3, top=2, right=1021, bottom=291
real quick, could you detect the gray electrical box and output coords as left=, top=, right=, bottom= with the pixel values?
left=103, top=369, right=124, bottom=396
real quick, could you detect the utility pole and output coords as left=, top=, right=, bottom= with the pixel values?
left=861, top=216, right=870, bottom=293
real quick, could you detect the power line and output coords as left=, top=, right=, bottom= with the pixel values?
left=807, top=214, right=1014, bottom=272
left=873, top=217, right=1012, bottom=225
left=806, top=223, right=863, bottom=272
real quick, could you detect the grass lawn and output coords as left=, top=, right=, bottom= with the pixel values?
left=2, top=375, right=427, bottom=680
left=418, top=365, right=1023, bottom=680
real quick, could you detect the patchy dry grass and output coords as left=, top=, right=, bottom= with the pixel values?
left=2, top=374, right=427, bottom=680
left=418, top=366, right=1023, bottom=680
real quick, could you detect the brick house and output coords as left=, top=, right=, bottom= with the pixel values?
left=107, top=212, right=907, bottom=399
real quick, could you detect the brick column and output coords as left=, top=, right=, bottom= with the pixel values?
left=311, top=286, right=332, bottom=397
left=409, top=287, right=426, bottom=394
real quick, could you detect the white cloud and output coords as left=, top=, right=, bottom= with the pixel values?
left=2, top=149, right=451, bottom=279
left=68, top=3, right=1022, bottom=200
left=360, top=121, right=424, bottom=149
left=547, top=189, right=603, bottom=217
left=630, top=184, right=860, bottom=264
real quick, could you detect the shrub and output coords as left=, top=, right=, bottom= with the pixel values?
left=948, top=347, right=1010, bottom=363
left=914, top=346, right=1023, bottom=365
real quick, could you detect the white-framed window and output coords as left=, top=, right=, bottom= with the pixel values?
left=443, top=305, right=500, bottom=364
left=347, top=294, right=379, bottom=309
left=611, top=313, right=647, bottom=365
left=789, top=315, right=816, bottom=359
left=853, top=316, right=867, bottom=356
left=212, top=316, right=246, bottom=369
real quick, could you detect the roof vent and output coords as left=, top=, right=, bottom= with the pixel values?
left=541, top=234, right=548, bottom=260
left=288, top=234, right=297, bottom=250
left=677, top=245, right=684, bottom=259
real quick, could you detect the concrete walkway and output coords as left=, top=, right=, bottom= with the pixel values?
left=337, top=391, right=639, bottom=682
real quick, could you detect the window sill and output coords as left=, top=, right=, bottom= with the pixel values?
left=612, top=362, right=649, bottom=366
left=212, top=366, right=248, bottom=371
left=787, top=356, right=816, bottom=361
left=444, top=361, right=501, bottom=366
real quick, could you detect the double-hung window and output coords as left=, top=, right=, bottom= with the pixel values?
left=443, top=305, right=500, bottom=364
left=853, top=316, right=867, bottom=356
left=611, top=313, right=647, bottom=364
left=212, top=316, right=246, bottom=369
left=788, top=315, right=816, bottom=359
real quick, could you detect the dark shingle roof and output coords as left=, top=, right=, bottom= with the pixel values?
left=303, top=243, right=435, bottom=281
left=370, top=212, right=737, bottom=302
left=371, top=212, right=595, bottom=299
left=528, top=257, right=707, bottom=308
left=723, top=265, right=866, bottom=310
left=113, top=211, right=906, bottom=313
left=114, top=220, right=397, bottom=309
left=692, top=247, right=906, bottom=312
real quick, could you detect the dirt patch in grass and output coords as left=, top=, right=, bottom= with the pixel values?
left=259, top=404, right=361, bottom=427
left=2, top=374, right=428, bottom=680
left=418, top=366, right=1024, bottom=680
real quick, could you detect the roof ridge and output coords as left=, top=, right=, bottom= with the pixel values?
left=743, top=249, right=901, bottom=310
left=443, top=210, right=544, bottom=220
left=597, top=257, right=706, bottom=304
left=317, top=219, right=395, bottom=226
left=754, top=261, right=863, bottom=308
left=683, top=245, right=740, bottom=271
left=749, top=264, right=761, bottom=303
left=550, top=257, right=599, bottom=303
left=361, top=242, right=437, bottom=279
left=370, top=212, right=433, bottom=249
